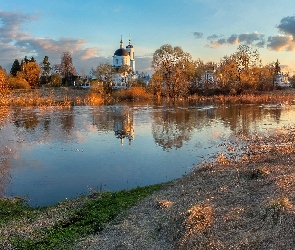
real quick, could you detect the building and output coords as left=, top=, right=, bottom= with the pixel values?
left=113, top=37, right=135, bottom=72
left=274, top=72, right=291, bottom=88
left=112, top=37, right=136, bottom=89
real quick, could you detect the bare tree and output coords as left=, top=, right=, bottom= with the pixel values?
left=60, top=52, right=76, bottom=85
left=94, top=63, right=115, bottom=94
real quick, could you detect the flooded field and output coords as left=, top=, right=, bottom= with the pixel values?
left=0, top=103, right=294, bottom=206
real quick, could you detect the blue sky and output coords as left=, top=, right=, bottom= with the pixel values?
left=1, top=0, right=295, bottom=75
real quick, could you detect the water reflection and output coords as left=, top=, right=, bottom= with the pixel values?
left=152, top=107, right=194, bottom=150
left=0, top=103, right=294, bottom=206
left=0, top=107, right=14, bottom=197
left=113, top=107, right=134, bottom=145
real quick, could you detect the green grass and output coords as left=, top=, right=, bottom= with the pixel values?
left=0, top=197, right=33, bottom=225
left=0, top=184, right=163, bottom=249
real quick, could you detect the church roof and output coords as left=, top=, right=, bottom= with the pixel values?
left=114, top=48, right=129, bottom=56
left=126, top=44, right=133, bottom=48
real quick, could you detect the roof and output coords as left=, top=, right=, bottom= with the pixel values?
left=126, top=44, right=134, bottom=48
left=114, top=48, right=129, bottom=56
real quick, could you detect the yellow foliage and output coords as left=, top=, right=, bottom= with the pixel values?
left=24, top=62, right=41, bottom=87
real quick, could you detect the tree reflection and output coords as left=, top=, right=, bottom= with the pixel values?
left=152, top=107, right=194, bottom=150
left=59, top=108, right=74, bottom=134
left=216, top=104, right=282, bottom=135
left=13, top=108, right=40, bottom=130
left=0, top=107, right=12, bottom=197
left=151, top=103, right=285, bottom=150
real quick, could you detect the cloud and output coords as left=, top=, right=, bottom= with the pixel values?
left=76, top=48, right=100, bottom=60
left=193, top=32, right=203, bottom=39
left=267, top=35, right=295, bottom=51
left=277, top=16, right=295, bottom=37
left=0, top=10, right=101, bottom=73
left=206, top=32, right=265, bottom=48
left=0, top=10, right=36, bottom=42
left=207, top=34, right=220, bottom=40
left=205, top=16, right=295, bottom=53
left=265, top=16, right=295, bottom=52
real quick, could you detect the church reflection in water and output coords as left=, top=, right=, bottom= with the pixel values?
left=113, top=108, right=134, bottom=145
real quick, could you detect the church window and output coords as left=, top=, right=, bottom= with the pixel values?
left=116, top=59, right=118, bottom=64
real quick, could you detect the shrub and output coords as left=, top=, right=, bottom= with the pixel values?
left=50, top=73, right=62, bottom=87
left=7, top=76, right=31, bottom=89
left=113, top=87, right=153, bottom=101
left=0, top=68, right=10, bottom=96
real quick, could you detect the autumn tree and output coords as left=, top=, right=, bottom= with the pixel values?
left=216, top=45, right=262, bottom=94
left=94, top=63, right=115, bottom=94
left=23, top=62, right=41, bottom=88
left=60, top=52, right=76, bottom=85
left=149, top=71, right=164, bottom=98
left=216, top=55, right=240, bottom=94
left=151, top=44, right=196, bottom=98
left=50, top=73, right=62, bottom=87
left=10, top=59, right=21, bottom=76
left=235, top=45, right=261, bottom=89
left=0, top=66, right=9, bottom=97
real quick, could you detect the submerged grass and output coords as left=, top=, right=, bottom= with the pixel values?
left=0, top=184, right=163, bottom=249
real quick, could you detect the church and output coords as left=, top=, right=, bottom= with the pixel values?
left=112, top=37, right=136, bottom=89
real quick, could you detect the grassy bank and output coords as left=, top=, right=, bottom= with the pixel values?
left=0, top=184, right=163, bottom=249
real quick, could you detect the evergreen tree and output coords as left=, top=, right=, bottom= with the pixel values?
left=41, top=56, right=51, bottom=84
left=24, top=56, right=30, bottom=64
left=10, top=59, right=21, bottom=76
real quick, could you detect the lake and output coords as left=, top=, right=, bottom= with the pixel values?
left=0, top=102, right=294, bottom=207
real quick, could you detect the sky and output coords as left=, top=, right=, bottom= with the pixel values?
left=1, top=0, right=295, bottom=76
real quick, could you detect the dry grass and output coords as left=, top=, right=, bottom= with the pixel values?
left=189, top=89, right=295, bottom=105
left=79, top=125, right=295, bottom=249
left=112, top=87, right=153, bottom=101
left=1, top=87, right=101, bottom=107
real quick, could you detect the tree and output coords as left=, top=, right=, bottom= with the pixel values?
left=235, top=45, right=261, bottom=89
left=149, top=71, right=163, bottom=98
left=50, top=73, right=62, bottom=87
left=10, top=59, right=21, bottom=76
left=41, top=56, right=51, bottom=84
left=60, top=52, right=76, bottom=85
left=0, top=67, right=8, bottom=96
left=94, top=63, right=115, bottom=94
left=216, top=55, right=240, bottom=94
left=24, top=62, right=41, bottom=88
left=216, top=45, right=262, bottom=94
left=151, top=44, right=195, bottom=98
left=118, top=64, right=136, bottom=88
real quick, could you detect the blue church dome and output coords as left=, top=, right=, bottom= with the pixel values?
left=114, top=48, right=129, bottom=56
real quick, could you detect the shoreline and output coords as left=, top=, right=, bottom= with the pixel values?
left=76, top=126, right=295, bottom=249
